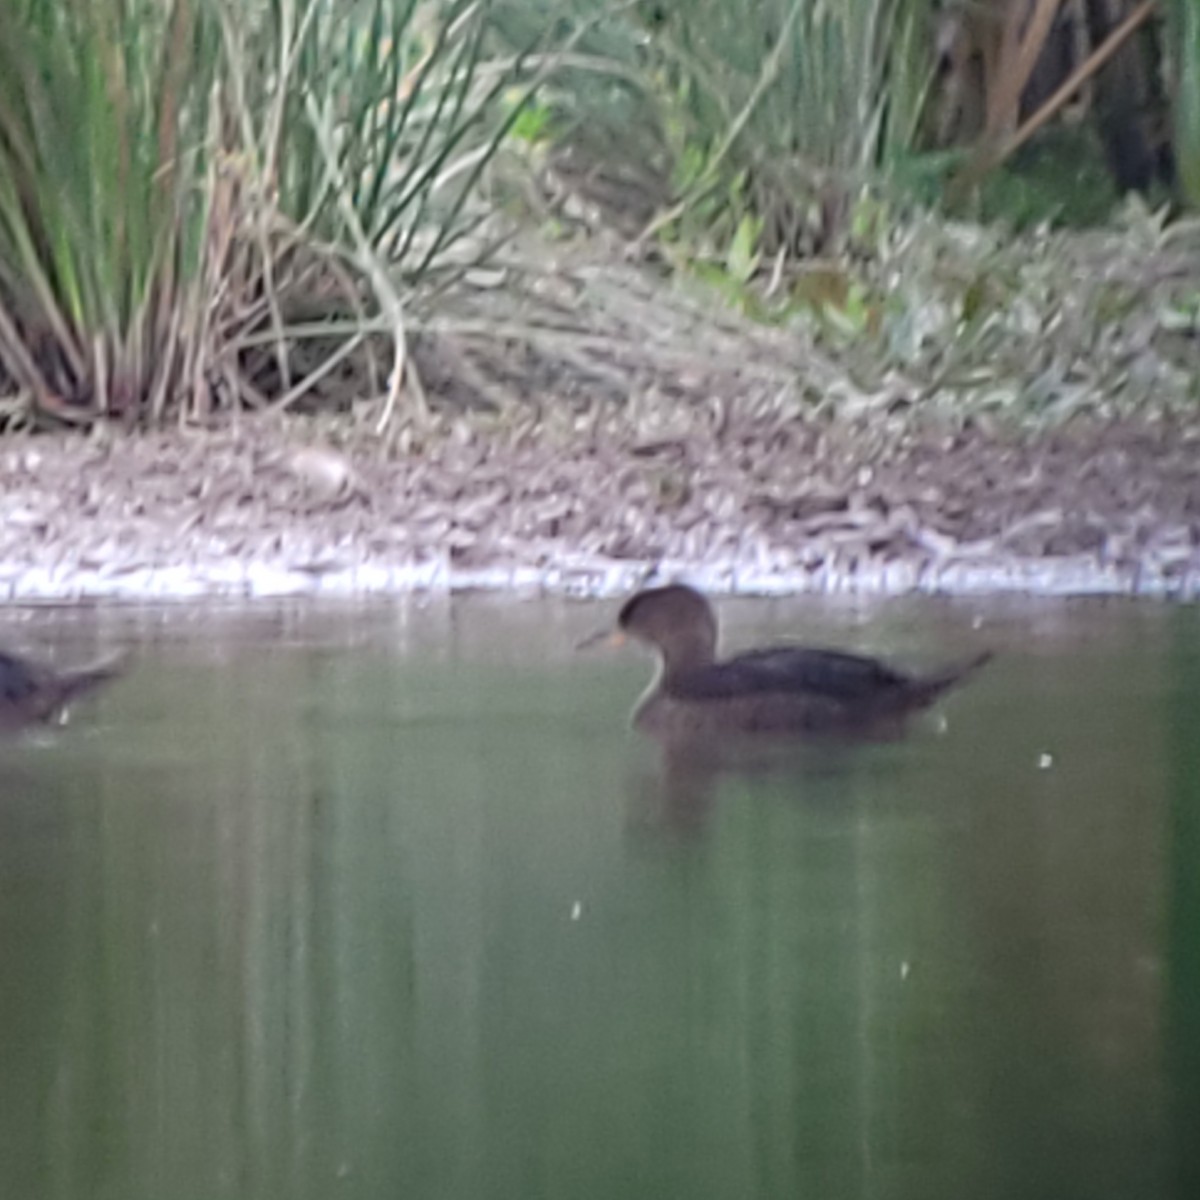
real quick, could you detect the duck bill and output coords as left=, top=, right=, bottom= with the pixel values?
left=575, top=628, right=627, bottom=652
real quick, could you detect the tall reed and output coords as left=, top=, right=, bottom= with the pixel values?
left=0, top=0, right=529, bottom=425
left=515, top=0, right=938, bottom=253
left=1166, top=0, right=1200, bottom=206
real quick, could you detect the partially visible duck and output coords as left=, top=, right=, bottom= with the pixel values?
left=592, top=584, right=991, bottom=742
left=0, top=648, right=125, bottom=729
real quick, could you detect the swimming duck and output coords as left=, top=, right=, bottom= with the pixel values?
left=0, top=648, right=125, bottom=729
left=591, top=584, right=991, bottom=742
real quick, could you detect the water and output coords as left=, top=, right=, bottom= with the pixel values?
left=1, top=594, right=1197, bottom=1200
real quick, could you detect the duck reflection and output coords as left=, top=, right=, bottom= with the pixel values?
left=623, top=719, right=917, bottom=837
left=0, top=648, right=126, bottom=731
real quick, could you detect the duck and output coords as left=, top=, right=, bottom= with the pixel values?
left=0, top=648, right=126, bottom=729
left=588, top=584, right=991, bottom=742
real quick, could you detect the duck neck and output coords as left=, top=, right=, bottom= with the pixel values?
left=657, top=631, right=716, bottom=686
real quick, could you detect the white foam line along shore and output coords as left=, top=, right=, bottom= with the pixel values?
left=0, top=549, right=1194, bottom=602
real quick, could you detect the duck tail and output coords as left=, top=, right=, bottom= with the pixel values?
left=906, top=649, right=994, bottom=708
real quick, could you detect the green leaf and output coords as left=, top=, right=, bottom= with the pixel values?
left=724, top=214, right=761, bottom=284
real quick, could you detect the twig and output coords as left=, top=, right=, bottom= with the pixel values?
left=269, top=332, right=367, bottom=412
left=985, top=0, right=1062, bottom=141
left=997, top=0, right=1159, bottom=164
left=954, top=0, right=1159, bottom=192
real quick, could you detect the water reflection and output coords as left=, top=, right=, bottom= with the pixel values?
left=625, top=731, right=915, bottom=839
left=1167, top=615, right=1200, bottom=1199
left=0, top=596, right=1191, bottom=1200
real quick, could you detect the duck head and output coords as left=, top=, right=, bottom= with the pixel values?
left=616, top=584, right=718, bottom=675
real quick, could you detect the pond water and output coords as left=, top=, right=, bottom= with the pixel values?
left=1, top=593, right=1197, bottom=1200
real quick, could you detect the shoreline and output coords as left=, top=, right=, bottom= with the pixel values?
left=2, top=413, right=1197, bottom=605
left=0, top=550, right=1196, bottom=604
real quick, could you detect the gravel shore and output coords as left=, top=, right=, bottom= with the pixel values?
left=2, top=407, right=1198, bottom=602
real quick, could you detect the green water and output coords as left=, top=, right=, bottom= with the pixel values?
left=1, top=595, right=1197, bottom=1200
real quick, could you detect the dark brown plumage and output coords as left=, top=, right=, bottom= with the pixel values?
left=613, top=584, right=991, bottom=741
left=0, top=649, right=125, bottom=729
